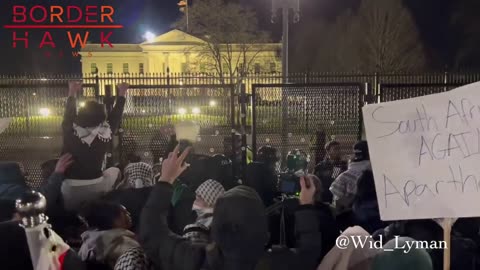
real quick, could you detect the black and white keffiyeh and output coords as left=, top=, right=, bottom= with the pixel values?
left=73, top=122, right=112, bottom=146
left=114, top=247, right=151, bottom=270
left=123, top=162, right=154, bottom=188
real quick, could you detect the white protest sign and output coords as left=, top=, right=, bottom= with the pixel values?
left=363, top=81, right=480, bottom=220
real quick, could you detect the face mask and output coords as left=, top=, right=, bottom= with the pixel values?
left=192, top=204, right=213, bottom=218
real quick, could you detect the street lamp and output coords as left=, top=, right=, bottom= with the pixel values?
left=39, top=108, right=51, bottom=117
left=178, top=108, right=187, bottom=115
left=192, top=107, right=201, bottom=115
left=271, top=0, right=301, bottom=83
left=143, top=31, right=156, bottom=42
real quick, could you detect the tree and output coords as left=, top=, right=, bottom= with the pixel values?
left=174, top=0, right=272, bottom=84
left=308, top=0, right=426, bottom=73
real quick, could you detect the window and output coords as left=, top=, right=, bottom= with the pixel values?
left=254, top=63, right=261, bottom=74
left=181, top=63, right=189, bottom=73
left=199, top=64, right=206, bottom=73
left=123, top=63, right=129, bottom=74
left=90, top=63, right=97, bottom=74
left=222, top=63, right=229, bottom=73
left=270, top=62, right=276, bottom=73
left=106, top=63, right=113, bottom=74
left=139, top=63, right=144, bottom=74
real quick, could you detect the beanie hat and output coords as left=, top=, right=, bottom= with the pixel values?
left=353, top=140, right=369, bottom=162
left=371, top=237, right=433, bottom=270
left=195, top=180, right=225, bottom=207
left=211, top=186, right=268, bottom=262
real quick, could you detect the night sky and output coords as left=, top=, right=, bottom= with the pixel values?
left=0, top=0, right=458, bottom=74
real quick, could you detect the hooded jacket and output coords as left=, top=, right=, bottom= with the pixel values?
left=318, top=226, right=379, bottom=270
left=140, top=183, right=322, bottom=270
left=0, top=162, right=65, bottom=214
left=330, top=160, right=371, bottom=210
left=79, top=228, right=140, bottom=268
left=0, top=162, right=29, bottom=201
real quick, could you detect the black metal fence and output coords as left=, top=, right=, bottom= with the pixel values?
left=251, top=83, right=364, bottom=170
left=1, top=72, right=480, bottom=187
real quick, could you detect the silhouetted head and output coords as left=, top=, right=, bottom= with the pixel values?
left=352, top=140, right=369, bottom=162
left=75, top=101, right=107, bottom=128
left=325, top=141, right=342, bottom=161
left=81, top=200, right=132, bottom=230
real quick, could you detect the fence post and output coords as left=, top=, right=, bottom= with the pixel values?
left=304, top=72, right=309, bottom=133
left=444, top=71, right=448, bottom=92
left=251, top=85, right=257, bottom=161
left=280, top=84, right=288, bottom=165
left=95, top=72, right=100, bottom=100
left=104, top=85, right=115, bottom=168
left=229, top=84, right=238, bottom=179
left=167, top=68, right=172, bottom=115
left=240, top=84, right=248, bottom=182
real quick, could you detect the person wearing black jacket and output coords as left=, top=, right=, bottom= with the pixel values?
left=314, top=141, right=347, bottom=204
left=140, top=145, right=323, bottom=270
left=60, top=81, right=129, bottom=211
left=0, top=154, right=73, bottom=220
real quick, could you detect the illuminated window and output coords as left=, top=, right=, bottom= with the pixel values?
left=139, top=63, right=144, bottom=74
left=107, top=63, right=113, bottom=74
left=123, top=63, right=129, bottom=74
left=90, top=63, right=97, bottom=74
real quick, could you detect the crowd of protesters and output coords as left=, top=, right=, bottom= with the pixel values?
left=0, top=81, right=479, bottom=270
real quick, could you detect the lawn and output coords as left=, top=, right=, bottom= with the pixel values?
left=1, top=105, right=360, bottom=137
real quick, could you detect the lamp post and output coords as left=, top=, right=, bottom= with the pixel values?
left=271, top=0, right=300, bottom=83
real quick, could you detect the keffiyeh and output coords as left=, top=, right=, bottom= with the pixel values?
left=123, top=162, right=154, bottom=189
left=73, top=122, right=112, bottom=147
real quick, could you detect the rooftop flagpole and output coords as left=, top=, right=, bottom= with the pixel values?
left=178, top=0, right=189, bottom=32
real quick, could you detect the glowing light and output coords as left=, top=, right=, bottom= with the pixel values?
left=192, top=107, right=201, bottom=115
left=179, top=80, right=184, bottom=86
left=79, top=102, right=86, bottom=108
left=209, top=100, right=217, bottom=107
left=39, top=108, right=51, bottom=117
left=143, top=31, right=156, bottom=42
left=40, top=78, right=47, bottom=81
left=178, top=108, right=187, bottom=115
left=142, top=109, right=146, bottom=113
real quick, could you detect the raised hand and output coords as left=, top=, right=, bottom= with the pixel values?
left=68, top=81, right=82, bottom=97
left=117, top=82, right=130, bottom=97
left=54, top=153, right=74, bottom=174
left=159, top=145, right=191, bottom=184
left=299, top=176, right=316, bottom=205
